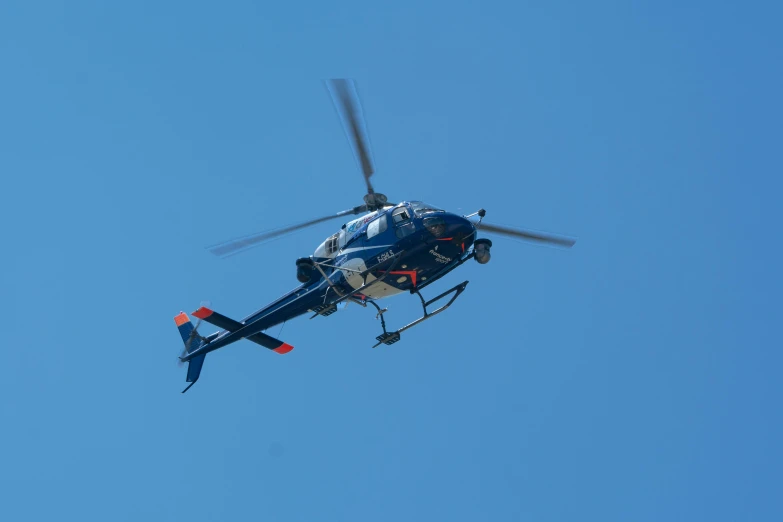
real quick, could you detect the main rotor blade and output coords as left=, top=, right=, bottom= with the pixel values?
left=207, top=206, right=366, bottom=258
left=326, top=79, right=376, bottom=194
left=478, top=222, right=576, bottom=248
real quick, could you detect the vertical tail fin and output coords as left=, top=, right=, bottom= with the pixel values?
left=174, top=312, right=207, bottom=393
left=175, top=312, right=198, bottom=353
left=182, top=354, right=206, bottom=393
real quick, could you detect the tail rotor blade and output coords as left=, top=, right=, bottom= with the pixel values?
left=178, top=301, right=210, bottom=367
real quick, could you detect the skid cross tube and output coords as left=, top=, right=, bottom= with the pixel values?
left=372, top=280, right=469, bottom=348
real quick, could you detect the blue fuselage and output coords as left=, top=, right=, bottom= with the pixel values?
left=194, top=202, right=475, bottom=354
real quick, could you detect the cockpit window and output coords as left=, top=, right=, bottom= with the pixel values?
left=423, top=216, right=447, bottom=237
left=410, top=201, right=444, bottom=216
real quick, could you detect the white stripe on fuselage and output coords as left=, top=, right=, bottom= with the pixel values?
left=338, top=245, right=393, bottom=256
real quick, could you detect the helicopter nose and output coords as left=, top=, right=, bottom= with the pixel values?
left=456, top=215, right=475, bottom=232
left=455, top=215, right=477, bottom=241
left=425, top=213, right=476, bottom=245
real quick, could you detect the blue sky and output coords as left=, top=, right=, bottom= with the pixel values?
left=1, top=1, right=781, bottom=520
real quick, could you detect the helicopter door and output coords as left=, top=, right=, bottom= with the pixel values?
left=392, top=205, right=416, bottom=241
left=365, top=213, right=388, bottom=241
left=342, top=212, right=403, bottom=299
left=353, top=213, right=388, bottom=256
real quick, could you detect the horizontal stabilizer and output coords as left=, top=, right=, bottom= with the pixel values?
left=192, top=306, right=242, bottom=331
left=192, top=306, right=293, bottom=354
left=247, top=332, right=294, bottom=354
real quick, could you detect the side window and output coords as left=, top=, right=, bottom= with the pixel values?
left=366, top=215, right=388, bottom=239
left=395, top=222, right=416, bottom=239
left=325, top=233, right=340, bottom=254
left=392, top=207, right=411, bottom=224
left=392, top=206, right=415, bottom=239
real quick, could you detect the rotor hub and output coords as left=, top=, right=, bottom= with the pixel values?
left=363, top=192, right=388, bottom=211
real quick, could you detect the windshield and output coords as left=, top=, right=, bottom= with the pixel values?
left=409, top=201, right=444, bottom=216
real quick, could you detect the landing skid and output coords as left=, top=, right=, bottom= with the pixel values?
left=369, top=280, right=469, bottom=348
left=310, top=303, right=338, bottom=317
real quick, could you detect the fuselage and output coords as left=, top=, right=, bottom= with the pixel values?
left=312, top=200, right=476, bottom=299
left=193, top=201, right=476, bottom=355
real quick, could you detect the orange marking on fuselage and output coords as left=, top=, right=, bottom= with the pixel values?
left=388, top=270, right=417, bottom=288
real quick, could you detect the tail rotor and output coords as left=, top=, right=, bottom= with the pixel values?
left=176, top=301, right=211, bottom=367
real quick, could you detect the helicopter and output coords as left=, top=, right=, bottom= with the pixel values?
left=174, top=79, right=576, bottom=393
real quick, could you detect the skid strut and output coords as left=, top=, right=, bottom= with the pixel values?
left=371, top=280, right=469, bottom=348
left=310, top=252, right=404, bottom=318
